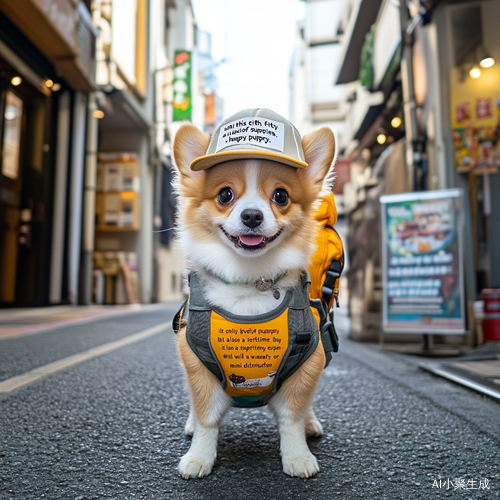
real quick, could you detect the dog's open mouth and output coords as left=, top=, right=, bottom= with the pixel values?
left=220, top=226, right=283, bottom=251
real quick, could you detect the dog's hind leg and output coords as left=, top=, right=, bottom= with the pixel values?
left=269, top=342, right=325, bottom=478
left=177, top=329, right=232, bottom=479
left=305, top=406, right=324, bottom=437
left=184, top=406, right=195, bottom=437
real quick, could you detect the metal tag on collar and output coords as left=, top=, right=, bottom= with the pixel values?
left=255, top=278, right=274, bottom=292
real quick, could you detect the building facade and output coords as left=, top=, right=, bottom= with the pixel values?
left=290, top=0, right=353, bottom=215
left=0, top=0, right=211, bottom=307
left=0, top=0, right=96, bottom=306
left=318, top=0, right=500, bottom=340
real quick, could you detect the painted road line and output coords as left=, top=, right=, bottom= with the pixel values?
left=0, top=321, right=170, bottom=394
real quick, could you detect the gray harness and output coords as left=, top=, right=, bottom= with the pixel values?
left=175, top=271, right=338, bottom=407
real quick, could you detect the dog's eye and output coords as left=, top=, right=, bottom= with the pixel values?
left=272, top=188, right=289, bottom=206
left=218, top=187, right=234, bottom=205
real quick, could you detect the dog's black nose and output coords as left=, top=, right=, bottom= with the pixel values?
left=241, top=209, right=263, bottom=228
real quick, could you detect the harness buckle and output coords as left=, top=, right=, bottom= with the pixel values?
left=296, top=332, right=312, bottom=344
left=322, top=320, right=339, bottom=353
left=326, top=269, right=340, bottom=280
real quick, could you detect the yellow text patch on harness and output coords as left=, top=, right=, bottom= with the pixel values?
left=210, top=310, right=289, bottom=398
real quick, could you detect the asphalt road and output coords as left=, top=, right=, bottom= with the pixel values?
left=1, top=308, right=499, bottom=500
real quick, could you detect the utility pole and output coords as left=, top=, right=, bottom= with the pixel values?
left=80, top=93, right=99, bottom=305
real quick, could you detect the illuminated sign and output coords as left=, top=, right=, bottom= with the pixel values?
left=173, top=50, right=192, bottom=121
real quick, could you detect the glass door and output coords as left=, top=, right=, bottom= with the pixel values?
left=0, top=80, right=24, bottom=304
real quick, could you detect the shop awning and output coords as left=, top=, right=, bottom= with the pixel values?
left=335, top=0, right=383, bottom=85
left=99, top=87, right=153, bottom=132
left=0, top=0, right=97, bottom=92
left=354, top=103, right=384, bottom=141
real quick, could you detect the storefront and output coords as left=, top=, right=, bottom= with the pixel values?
left=338, top=0, right=408, bottom=340
left=446, top=1, right=500, bottom=293
left=92, top=88, right=153, bottom=305
left=0, top=12, right=66, bottom=306
left=410, top=0, right=500, bottom=304
left=0, top=1, right=96, bottom=306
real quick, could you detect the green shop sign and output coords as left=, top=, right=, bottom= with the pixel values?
left=173, top=50, right=192, bottom=122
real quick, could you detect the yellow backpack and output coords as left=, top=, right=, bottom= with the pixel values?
left=308, top=192, right=344, bottom=312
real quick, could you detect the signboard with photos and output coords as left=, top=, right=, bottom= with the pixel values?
left=450, top=65, right=500, bottom=173
left=380, top=190, right=466, bottom=334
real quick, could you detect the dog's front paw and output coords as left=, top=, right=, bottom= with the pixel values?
left=178, top=452, right=215, bottom=479
left=282, top=452, right=319, bottom=478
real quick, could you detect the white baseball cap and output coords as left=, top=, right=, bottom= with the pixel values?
left=190, top=108, right=308, bottom=171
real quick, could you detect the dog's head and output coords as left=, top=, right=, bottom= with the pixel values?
left=172, top=123, right=335, bottom=281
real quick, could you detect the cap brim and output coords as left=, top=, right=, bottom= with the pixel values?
left=190, top=150, right=308, bottom=171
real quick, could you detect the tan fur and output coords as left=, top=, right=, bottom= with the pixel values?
left=173, top=124, right=210, bottom=193
left=301, top=127, right=336, bottom=187
left=177, top=327, right=220, bottom=423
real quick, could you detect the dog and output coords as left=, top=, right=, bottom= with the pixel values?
left=172, top=108, right=336, bottom=479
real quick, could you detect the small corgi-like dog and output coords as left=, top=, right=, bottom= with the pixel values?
left=172, top=108, right=336, bottom=479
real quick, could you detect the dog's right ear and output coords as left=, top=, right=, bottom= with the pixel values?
left=173, top=124, right=210, bottom=179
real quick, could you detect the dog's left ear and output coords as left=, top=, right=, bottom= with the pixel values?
left=173, top=124, right=210, bottom=179
left=300, top=127, right=336, bottom=188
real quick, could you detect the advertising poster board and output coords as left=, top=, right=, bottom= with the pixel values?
left=380, top=189, right=466, bottom=334
left=449, top=63, right=500, bottom=173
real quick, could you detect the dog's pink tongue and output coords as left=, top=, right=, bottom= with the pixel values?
left=239, top=234, right=264, bottom=246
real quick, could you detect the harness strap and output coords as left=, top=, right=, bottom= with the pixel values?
left=321, top=260, right=342, bottom=309
left=172, top=298, right=189, bottom=334
left=309, top=298, right=339, bottom=368
left=322, top=225, right=345, bottom=308
left=277, top=331, right=317, bottom=384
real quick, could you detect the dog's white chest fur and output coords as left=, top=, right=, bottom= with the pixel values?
left=196, top=272, right=298, bottom=316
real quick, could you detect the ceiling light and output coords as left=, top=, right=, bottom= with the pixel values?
left=45, top=79, right=54, bottom=88
left=51, top=83, right=61, bottom=91
left=93, top=110, right=104, bottom=119
left=480, top=56, right=495, bottom=68
left=11, top=76, right=22, bottom=86
left=377, top=134, right=387, bottom=145
left=391, top=117, right=401, bottom=128
left=469, top=66, right=481, bottom=79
